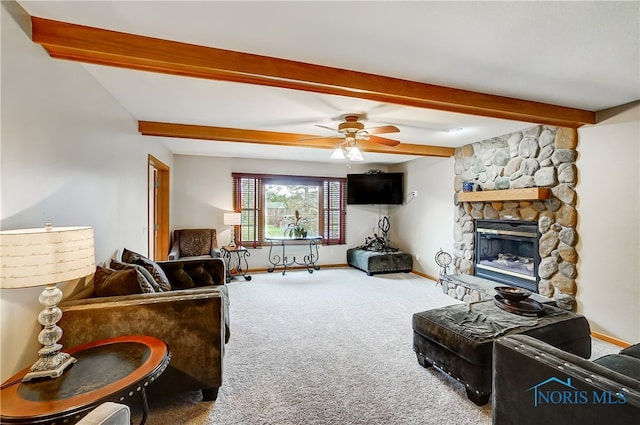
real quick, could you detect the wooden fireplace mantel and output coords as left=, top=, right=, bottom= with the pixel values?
left=457, top=187, right=551, bottom=202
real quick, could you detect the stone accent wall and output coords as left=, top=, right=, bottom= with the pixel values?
left=452, top=125, right=579, bottom=308
left=441, top=275, right=495, bottom=304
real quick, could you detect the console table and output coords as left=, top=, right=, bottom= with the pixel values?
left=0, top=335, right=170, bottom=425
left=265, top=236, right=321, bottom=275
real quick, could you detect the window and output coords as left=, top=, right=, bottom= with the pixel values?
left=232, top=173, right=346, bottom=247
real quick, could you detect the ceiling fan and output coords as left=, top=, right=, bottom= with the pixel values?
left=309, top=114, right=401, bottom=146
left=302, top=114, right=401, bottom=162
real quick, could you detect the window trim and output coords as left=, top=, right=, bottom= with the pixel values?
left=232, top=172, right=346, bottom=247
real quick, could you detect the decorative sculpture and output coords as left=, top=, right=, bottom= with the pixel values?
left=360, top=216, right=398, bottom=252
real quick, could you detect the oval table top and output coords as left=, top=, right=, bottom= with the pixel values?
left=1, top=335, right=170, bottom=424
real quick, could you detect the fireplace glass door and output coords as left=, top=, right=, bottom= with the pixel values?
left=474, top=220, right=540, bottom=292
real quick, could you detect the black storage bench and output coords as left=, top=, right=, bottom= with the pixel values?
left=347, top=248, right=413, bottom=276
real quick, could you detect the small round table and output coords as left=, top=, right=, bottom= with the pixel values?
left=0, top=335, right=170, bottom=425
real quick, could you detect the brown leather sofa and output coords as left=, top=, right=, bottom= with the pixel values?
left=59, top=254, right=229, bottom=401
left=493, top=334, right=640, bottom=424
left=168, top=229, right=220, bottom=260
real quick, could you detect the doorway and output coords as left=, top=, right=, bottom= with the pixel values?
left=148, top=155, right=170, bottom=260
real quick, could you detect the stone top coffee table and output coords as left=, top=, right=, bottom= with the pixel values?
left=412, top=299, right=591, bottom=405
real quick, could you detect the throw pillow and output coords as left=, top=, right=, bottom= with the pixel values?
left=94, top=266, right=155, bottom=297
left=122, top=248, right=171, bottom=292
left=109, top=259, right=162, bottom=292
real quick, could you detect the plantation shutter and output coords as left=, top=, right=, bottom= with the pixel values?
left=233, top=174, right=263, bottom=248
left=323, top=178, right=346, bottom=244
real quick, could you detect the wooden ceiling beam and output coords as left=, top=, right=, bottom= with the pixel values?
left=32, top=17, right=595, bottom=128
left=138, top=121, right=455, bottom=158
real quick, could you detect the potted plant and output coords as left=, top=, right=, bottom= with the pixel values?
left=284, top=210, right=308, bottom=239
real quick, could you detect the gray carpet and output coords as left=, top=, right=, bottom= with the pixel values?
left=132, top=268, right=619, bottom=425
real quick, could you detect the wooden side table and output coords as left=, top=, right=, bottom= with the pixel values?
left=0, top=335, right=170, bottom=425
left=220, top=245, right=252, bottom=283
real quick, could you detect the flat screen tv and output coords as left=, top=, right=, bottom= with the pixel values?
left=347, top=172, right=404, bottom=205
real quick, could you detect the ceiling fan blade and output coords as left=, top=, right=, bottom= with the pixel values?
left=365, top=125, right=400, bottom=135
left=314, top=124, right=339, bottom=132
left=298, top=135, right=343, bottom=142
left=368, top=135, right=401, bottom=147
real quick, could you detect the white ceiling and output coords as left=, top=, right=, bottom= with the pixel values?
left=18, top=1, right=640, bottom=165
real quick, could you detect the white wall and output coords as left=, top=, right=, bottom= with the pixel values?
left=172, top=155, right=394, bottom=269
left=577, top=102, right=640, bottom=343
left=1, top=5, right=172, bottom=380
left=390, top=157, right=455, bottom=279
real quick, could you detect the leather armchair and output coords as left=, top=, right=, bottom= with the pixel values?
left=493, top=334, right=640, bottom=425
left=59, top=257, right=229, bottom=401
left=168, top=229, right=220, bottom=260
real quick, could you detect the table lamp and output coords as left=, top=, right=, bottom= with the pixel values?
left=0, top=224, right=95, bottom=381
left=223, top=212, right=242, bottom=248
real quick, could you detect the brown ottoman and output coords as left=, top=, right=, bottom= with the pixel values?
left=412, top=300, right=591, bottom=405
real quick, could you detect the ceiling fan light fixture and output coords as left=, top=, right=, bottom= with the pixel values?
left=346, top=145, right=364, bottom=161
left=330, top=146, right=346, bottom=160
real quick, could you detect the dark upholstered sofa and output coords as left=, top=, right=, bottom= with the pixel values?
left=493, top=334, right=640, bottom=425
left=59, top=249, right=229, bottom=401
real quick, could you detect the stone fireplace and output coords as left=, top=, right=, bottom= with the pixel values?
left=450, top=125, right=579, bottom=309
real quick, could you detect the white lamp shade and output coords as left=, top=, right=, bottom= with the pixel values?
left=223, top=213, right=242, bottom=226
left=346, top=146, right=364, bottom=161
left=0, top=226, right=96, bottom=289
left=330, top=147, right=346, bottom=160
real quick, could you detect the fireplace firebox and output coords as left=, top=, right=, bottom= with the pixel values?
left=474, top=219, right=540, bottom=293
